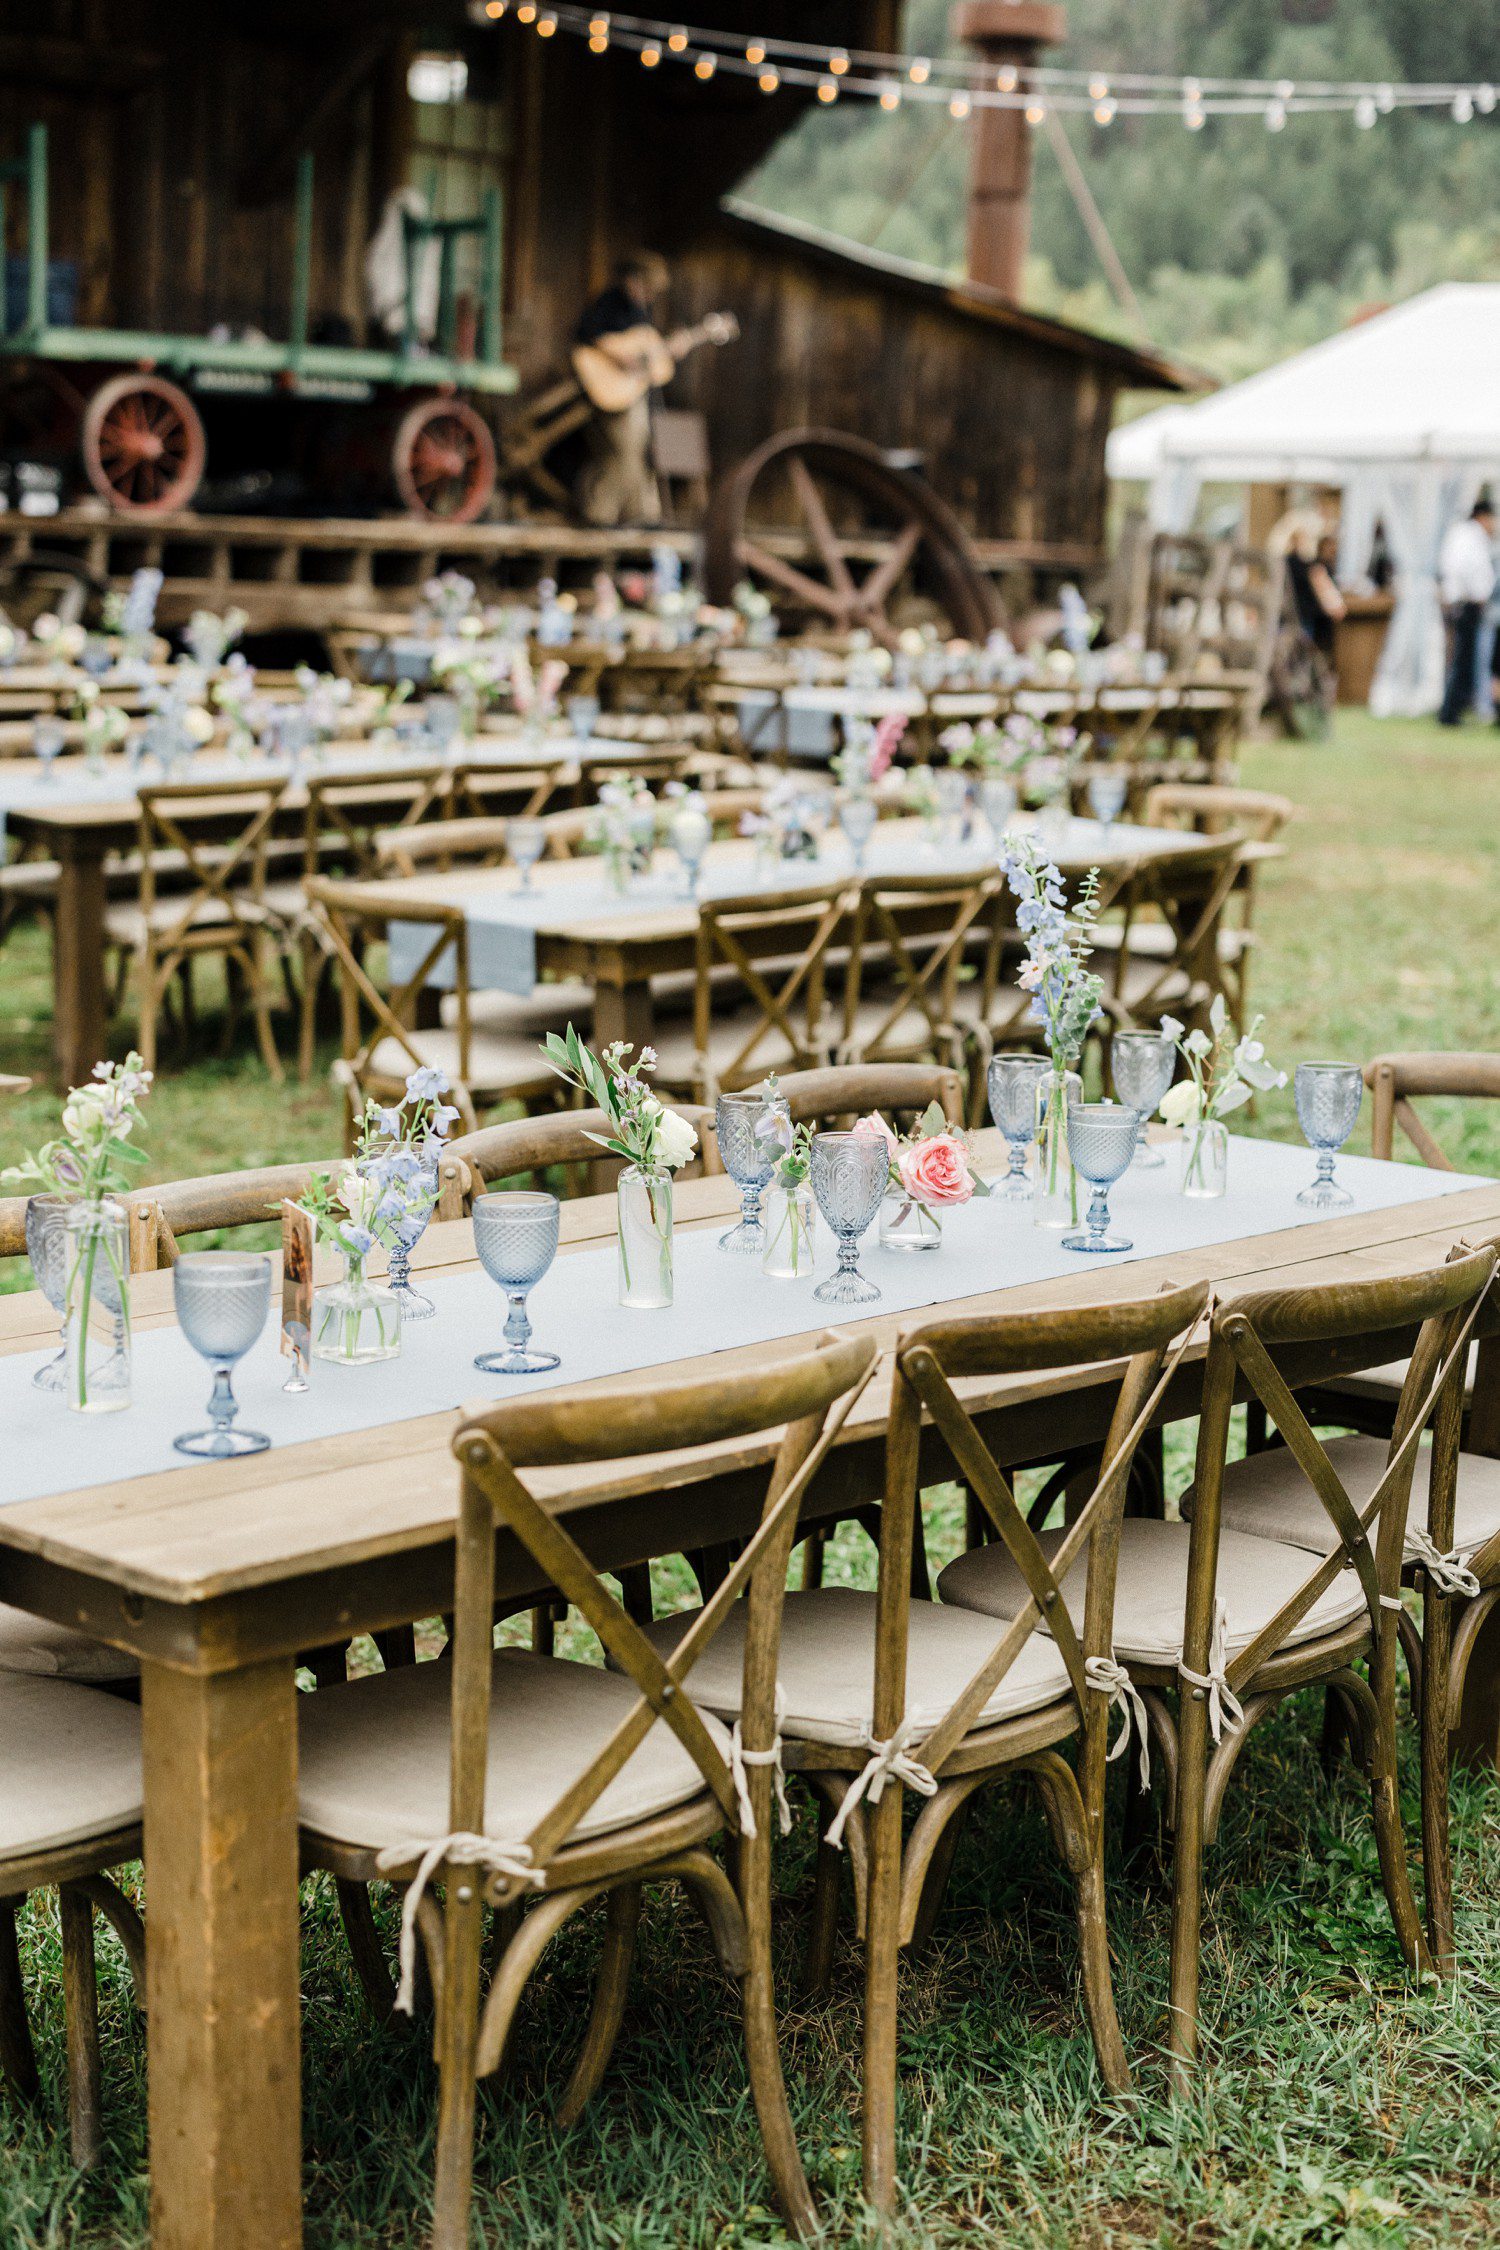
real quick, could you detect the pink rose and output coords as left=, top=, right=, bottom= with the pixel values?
left=897, top=1133, right=974, bottom=1208
left=853, top=1112, right=900, bottom=1157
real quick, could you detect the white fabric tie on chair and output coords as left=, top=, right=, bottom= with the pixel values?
left=1176, top=1599, right=1247, bottom=1744
left=824, top=1717, right=937, bottom=1851
left=1085, top=1655, right=1151, bottom=1789
left=1404, top=1524, right=1483, bottom=1601
left=376, top=1833, right=546, bottom=2014
left=729, top=1686, right=792, bottom=1841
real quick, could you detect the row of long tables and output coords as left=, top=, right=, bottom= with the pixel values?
left=1, top=1133, right=1497, bottom=2246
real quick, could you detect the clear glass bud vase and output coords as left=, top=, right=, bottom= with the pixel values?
left=312, top=1251, right=402, bottom=1364
left=1179, top=1118, right=1228, bottom=1199
left=63, top=1199, right=131, bottom=1415
left=1033, top=1068, right=1082, bottom=1231
left=762, top=1180, right=816, bottom=1280
left=879, top=1193, right=942, bottom=1252
left=618, top=1166, right=673, bottom=1309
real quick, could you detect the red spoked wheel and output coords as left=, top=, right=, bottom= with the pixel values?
left=391, top=396, right=497, bottom=522
left=81, top=372, right=206, bottom=515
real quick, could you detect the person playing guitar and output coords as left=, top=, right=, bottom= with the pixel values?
left=572, top=251, right=737, bottom=526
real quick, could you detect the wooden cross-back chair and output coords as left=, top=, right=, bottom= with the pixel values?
left=1095, top=835, right=1244, bottom=1036
left=304, top=876, right=560, bottom=1138
left=1140, top=783, right=1292, bottom=1033
left=1303, top=1052, right=1500, bottom=1441
left=654, top=877, right=855, bottom=1102
left=770, top=1061, right=965, bottom=1134
left=942, top=1246, right=1494, bottom=2071
left=444, top=761, right=558, bottom=826
left=105, top=778, right=288, bottom=1080
left=640, top=1281, right=1206, bottom=2216
left=838, top=869, right=995, bottom=1073
left=372, top=814, right=520, bottom=879
left=437, top=1102, right=716, bottom=1219
left=121, top=1159, right=342, bottom=1270
left=296, top=1331, right=877, bottom=2248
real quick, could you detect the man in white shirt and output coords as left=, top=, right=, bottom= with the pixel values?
left=1438, top=499, right=1497, bottom=725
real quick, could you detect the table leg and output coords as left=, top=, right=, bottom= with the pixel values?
left=52, top=835, right=110, bottom=1087
left=592, top=975, right=657, bottom=1054
left=143, top=1658, right=303, bottom=2250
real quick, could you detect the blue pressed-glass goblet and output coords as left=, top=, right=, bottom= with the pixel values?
left=506, top=817, right=546, bottom=891
left=715, top=1089, right=781, bottom=1252
left=383, top=1153, right=440, bottom=1321
left=986, top=1052, right=1050, bottom=1199
left=839, top=792, right=879, bottom=872
left=1111, top=1029, right=1176, bottom=1171
left=810, top=1131, right=887, bottom=1304
left=173, top=1252, right=273, bottom=1458
left=1062, top=1104, right=1139, bottom=1254
left=25, top=1194, right=73, bottom=1391
left=473, top=1191, right=560, bottom=1374
left=1295, top=1060, right=1363, bottom=1209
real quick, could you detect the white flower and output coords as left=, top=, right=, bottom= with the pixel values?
left=337, top=1166, right=383, bottom=1229
left=1209, top=992, right=1230, bottom=1038
left=1159, top=1079, right=1202, bottom=1128
left=652, top=1106, right=699, bottom=1172
left=1215, top=1080, right=1253, bottom=1116
left=1182, top=1028, right=1212, bottom=1060
left=183, top=705, right=215, bottom=745
left=1159, top=1015, right=1184, bottom=1043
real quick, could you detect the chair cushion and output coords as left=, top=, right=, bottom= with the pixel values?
left=104, top=894, right=277, bottom=946
left=298, top=1646, right=730, bottom=1861
left=445, top=981, right=594, bottom=1039
left=0, top=1603, right=138, bottom=1685
left=937, top=1518, right=1369, bottom=1666
left=640, top=1588, right=1074, bottom=1748
left=1217, top=1435, right=1500, bottom=1564
left=1316, top=1343, right=1478, bottom=1409
left=0, top=1676, right=143, bottom=1862
left=367, top=1027, right=557, bottom=1103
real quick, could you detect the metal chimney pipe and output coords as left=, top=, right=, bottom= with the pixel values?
left=952, top=2, right=1067, bottom=299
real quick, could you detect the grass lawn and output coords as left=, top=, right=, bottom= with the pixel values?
left=2, top=709, right=1500, bottom=2246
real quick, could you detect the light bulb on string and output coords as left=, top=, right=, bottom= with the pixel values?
left=878, top=81, right=901, bottom=111
left=949, top=92, right=971, bottom=119
left=1375, top=84, right=1394, bottom=113
left=1094, top=97, right=1116, bottom=125
left=745, top=41, right=765, bottom=65
left=1452, top=89, right=1474, bottom=122
left=908, top=57, right=930, bottom=85
left=829, top=50, right=849, bottom=76
left=758, top=67, right=779, bottom=93
left=516, top=1, right=535, bottom=20
left=694, top=52, right=715, bottom=79
left=536, top=12, right=557, bottom=34
left=996, top=64, right=1018, bottom=94
left=667, top=25, right=687, bottom=52
left=1354, top=94, right=1377, bottom=128
left=1478, top=84, right=1497, bottom=114
left=641, top=43, right=660, bottom=67
left=817, top=76, right=838, bottom=103
left=1265, top=97, right=1287, bottom=131
left=588, top=13, right=608, bottom=35
left=1088, top=75, right=1109, bottom=102
left=1275, top=79, right=1295, bottom=101
left=1025, top=100, right=1045, bottom=126
left=484, top=0, right=506, bottom=18
left=1185, top=105, right=1205, bottom=131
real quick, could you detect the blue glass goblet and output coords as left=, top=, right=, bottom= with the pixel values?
left=173, top=1252, right=273, bottom=1457
left=987, top=1052, right=1050, bottom=1199
left=715, top=1089, right=781, bottom=1252
left=25, top=1194, right=72, bottom=1391
left=1062, top=1104, right=1139, bottom=1254
left=384, top=1153, right=439, bottom=1321
left=839, top=792, right=879, bottom=872
left=1111, top=1029, right=1176, bottom=1171
left=473, top=1191, right=560, bottom=1374
left=810, top=1131, right=887, bottom=1304
left=1295, top=1060, right=1363, bottom=1209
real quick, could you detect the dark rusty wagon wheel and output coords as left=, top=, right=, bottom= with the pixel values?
left=391, top=395, right=497, bottom=523
left=81, top=372, right=206, bottom=515
left=704, top=427, right=1001, bottom=647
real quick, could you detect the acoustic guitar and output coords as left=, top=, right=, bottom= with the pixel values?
left=571, top=310, right=739, bottom=414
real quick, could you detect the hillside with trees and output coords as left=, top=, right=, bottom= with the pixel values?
left=747, top=0, right=1500, bottom=380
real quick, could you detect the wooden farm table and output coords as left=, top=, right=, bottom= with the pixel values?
left=1, top=738, right=656, bottom=1087
left=357, top=814, right=1213, bottom=1052
left=1, top=1151, right=1498, bottom=2248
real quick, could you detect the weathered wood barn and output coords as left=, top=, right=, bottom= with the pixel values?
left=0, top=0, right=1188, bottom=620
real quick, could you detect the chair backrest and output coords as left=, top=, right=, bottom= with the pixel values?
left=122, top=1160, right=343, bottom=1268
left=691, top=877, right=855, bottom=1098
left=437, top=1102, right=715, bottom=1217
left=1365, top=1052, right=1500, bottom=1171
left=840, top=868, right=995, bottom=1069
left=881, top=1282, right=1211, bottom=1774
left=1102, top=836, right=1243, bottom=1030
left=770, top=1062, right=965, bottom=1134
left=302, top=764, right=448, bottom=881
left=304, top=875, right=479, bottom=1130
left=448, top=1331, right=877, bottom=1882
left=1141, top=782, right=1294, bottom=844
left=137, top=779, right=286, bottom=947
left=1187, top=1244, right=1497, bottom=1704
left=373, top=815, right=516, bottom=879
left=445, top=762, right=558, bottom=826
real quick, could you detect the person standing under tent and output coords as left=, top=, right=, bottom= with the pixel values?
left=1438, top=498, right=1496, bottom=726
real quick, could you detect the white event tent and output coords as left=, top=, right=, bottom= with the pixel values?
left=1106, top=285, right=1500, bottom=715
